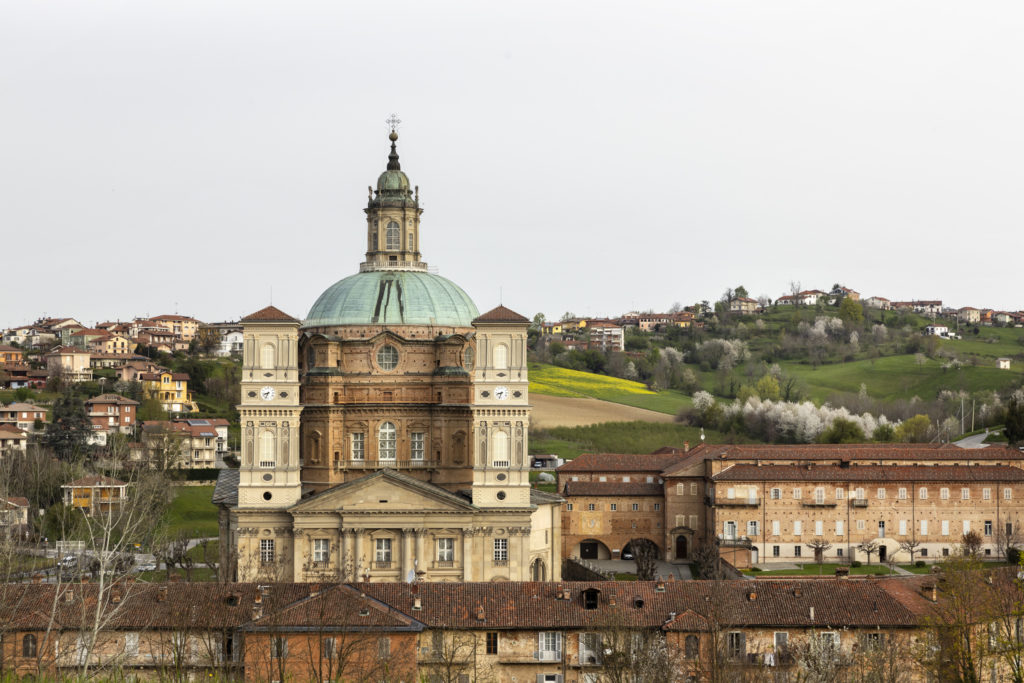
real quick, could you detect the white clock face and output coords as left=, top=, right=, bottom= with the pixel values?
left=494, top=385, right=509, bottom=400
left=260, top=386, right=275, bottom=401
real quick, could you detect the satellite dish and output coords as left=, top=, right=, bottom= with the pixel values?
left=406, top=569, right=416, bottom=583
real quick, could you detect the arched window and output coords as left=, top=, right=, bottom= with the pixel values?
left=376, top=345, right=399, bottom=371
left=408, top=231, right=414, bottom=251
left=260, top=343, right=275, bottom=369
left=493, top=344, right=508, bottom=369
left=259, top=430, right=276, bottom=468
left=463, top=346, right=474, bottom=370
left=491, top=431, right=509, bottom=467
left=22, top=633, right=37, bottom=658
left=685, top=635, right=699, bottom=659
left=378, top=422, right=396, bottom=461
left=385, top=221, right=400, bottom=250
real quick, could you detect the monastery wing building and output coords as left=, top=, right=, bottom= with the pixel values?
left=215, top=128, right=562, bottom=583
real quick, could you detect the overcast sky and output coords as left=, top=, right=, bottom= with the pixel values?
left=3, top=1, right=1022, bottom=328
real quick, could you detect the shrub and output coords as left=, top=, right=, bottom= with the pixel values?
left=915, top=560, right=926, bottom=568
left=851, top=560, right=862, bottom=568
left=1009, top=547, right=1021, bottom=565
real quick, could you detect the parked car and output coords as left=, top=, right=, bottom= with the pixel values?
left=59, top=555, right=78, bottom=569
left=134, top=561, right=157, bottom=572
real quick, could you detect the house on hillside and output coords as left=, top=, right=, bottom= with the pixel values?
left=998, top=358, right=1012, bottom=370
left=924, top=324, right=949, bottom=338
left=863, top=296, right=891, bottom=310
left=62, top=475, right=128, bottom=515
left=958, top=307, right=981, bottom=324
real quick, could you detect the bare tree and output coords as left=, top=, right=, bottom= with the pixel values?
left=961, top=531, right=983, bottom=558
left=899, top=538, right=923, bottom=565
left=630, top=538, right=659, bottom=581
left=793, top=629, right=848, bottom=682
left=857, top=539, right=880, bottom=565
left=805, top=539, right=833, bottom=574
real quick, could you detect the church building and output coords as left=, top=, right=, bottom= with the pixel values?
left=214, top=127, right=562, bottom=583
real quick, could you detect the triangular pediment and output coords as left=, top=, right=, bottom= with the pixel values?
left=291, top=470, right=477, bottom=514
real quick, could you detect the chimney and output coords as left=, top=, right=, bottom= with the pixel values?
left=684, top=441, right=690, bottom=453
left=835, top=567, right=850, bottom=579
left=922, top=583, right=938, bottom=603
left=254, top=592, right=263, bottom=604
left=64, top=588, right=74, bottom=603
left=747, top=591, right=757, bottom=601
left=809, top=606, right=815, bottom=621
left=413, top=597, right=422, bottom=611
left=608, top=593, right=617, bottom=607
left=655, top=581, right=665, bottom=593
left=31, top=573, right=42, bottom=584
left=111, top=587, right=122, bottom=604
left=157, top=586, right=168, bottom=602
left=476, top=606, right=486, bottom=622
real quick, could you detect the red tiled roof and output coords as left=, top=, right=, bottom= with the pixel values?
left=558, top=452, right=685, bottom=473
left=3, top=496, right=29, bottom=508
left=713, top=464, right=1024, bottom=483
left=563, top=482, right=664, bottom=497
left=0, top=424, right=26, bottom=436
left=85, top=394, right=140, bottom=406
left=63, top=475, right=127, bottom=488
left=473, top=305, right=530, bottom=324
left=240, top=305, right=298, bottom=323
left=673, top=443, right=1023, bottom=465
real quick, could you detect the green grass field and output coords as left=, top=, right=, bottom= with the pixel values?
left=529, top=362, right=692, bottom=415
left=780, top=354, right=1024, bottom=403
left=164, top=486, right=219, bottom=538
left=744, top=563, right=892, bottom=576
left=530, top=421, right=745, bottom=458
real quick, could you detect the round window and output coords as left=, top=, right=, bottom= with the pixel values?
left=377, top=345, right=399, bottom=371
left=263, top=492, right=272, bottom=501
left=496, top=491, right=506, bottom=501
left=463, top=346, right=474, bottom=370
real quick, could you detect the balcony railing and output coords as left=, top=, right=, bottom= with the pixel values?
left=851, top=498, right=869, bottom=508
left=493, top=559, right=508, bottom=567
left=373, top=561, right=393, bottom=570
left=803, top=499, right=837, bottom=508
left=433, top=560, right=455, bottom=569
left=535, top=650, right=562, bottom=662
left=714, top=498, right=760, bottom=507
left=345, top=458, right=438, bottom=470
left=717, top=534, right=753, bottom=548
left=359, top=261, right=429, bottom=272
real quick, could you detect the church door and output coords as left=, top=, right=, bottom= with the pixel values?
left=675, top=535, right=688, bottom=560
left=580, top=542, right=598, bottom=560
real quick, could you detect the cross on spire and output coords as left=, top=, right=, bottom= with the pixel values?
left=386, top=113, right=402, bottom=132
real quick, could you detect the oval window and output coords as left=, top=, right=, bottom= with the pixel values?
left=377, top=345, right=399, bottom=371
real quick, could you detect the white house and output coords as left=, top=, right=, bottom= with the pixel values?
left=925, top=324, right=949, bottom=338
left=998, top=358, right=1012, bottom=370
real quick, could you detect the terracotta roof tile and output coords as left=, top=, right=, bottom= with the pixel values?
left=241, top=305, right=298, bottom=323
left=713, top=464, right=1024, bottom=483
left=472, top=305, right=530, bottom=324
left=63, top=475, right=127, bottom=488
left=558, top=452, right=685, bottom=473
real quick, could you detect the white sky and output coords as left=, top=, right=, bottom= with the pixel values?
left=3, top=1, right=1023, bottom=327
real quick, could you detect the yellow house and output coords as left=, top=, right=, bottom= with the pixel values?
left=90, top=334, right=136, bottom=355
left=149, top=315, right=201, bottom=342
left=139, top=371, right=197, bottom=413
left=62, top=475, right=128, bottom=515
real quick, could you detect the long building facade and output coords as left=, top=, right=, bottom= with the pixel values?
left=559, top=443, right=1024, bottom=567
left=215, top=128, right=561, bottom=583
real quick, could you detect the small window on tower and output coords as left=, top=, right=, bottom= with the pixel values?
left=386, top=221, right=400, bottom=250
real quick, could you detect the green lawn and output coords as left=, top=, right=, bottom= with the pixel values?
left=529, top=363, right=692, bottom=415
left=897, top=564, right=934, bottom=575
left=780, top=354, right=1024, bottom=403
left=745, top=563, right=892, bottom=577
left=138, top=567, right=218, bottom=582
left=4, top=553, right=56, bottom=575
left=164, top=486, right=219, bottom=538
left=530, top=421, right=746, bottom=458
left=186, top=539, right=220, bottom=564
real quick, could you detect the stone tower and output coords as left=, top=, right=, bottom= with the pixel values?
left=363, top=128, right=423, bottom=269
left=470, top=306, right=533, bottom=508
left=237, top=305, right=303, bottom=509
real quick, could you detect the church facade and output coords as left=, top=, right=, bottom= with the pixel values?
left=214, top=128, right=562, bottom=583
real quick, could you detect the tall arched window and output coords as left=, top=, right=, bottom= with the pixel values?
left=684, top=635, right=699, bottom=659
left=491, top=431, right=509, bottom=467
left=260, top=343, right=275, bottom=369
left=259, top=430, right=276, bottom=468
left=493, top=344, right=508, bottom=369
left=386, top=221, right=400, bottom=250
left=378, top=422, right=396, bottom=461
left=23, top=633, right=37, bottom=658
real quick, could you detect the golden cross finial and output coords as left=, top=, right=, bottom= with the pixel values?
left=386, top=113, right=402, bottom=132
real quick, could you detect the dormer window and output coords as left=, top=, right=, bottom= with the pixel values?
left=583, top=588, right=600, bottom=610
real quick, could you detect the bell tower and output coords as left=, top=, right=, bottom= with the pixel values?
left=362, top=118, right=426, bottom=272
left=470, top=305, right=532, bottom=508
left=237, top=305, right=303, bottom=508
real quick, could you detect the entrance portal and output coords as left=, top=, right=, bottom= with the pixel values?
left=675, top=535, right=688, bottom=560
left=580, top=542, right=599, bottom=560
left=878, top=545, right=887, bottom=563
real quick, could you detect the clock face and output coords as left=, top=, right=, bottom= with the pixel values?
left=494, top=385, right=509, bottom=400
left=260, top=386, right=275, bottom=401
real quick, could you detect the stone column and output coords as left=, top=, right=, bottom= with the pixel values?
left=462, top=528, right=474, bottom=582
left=353, top=529, right=365, bottom=581
left=339, top=529, right=352, bottom=581
left=518, top=526, right=531, bottom=581
left=402, top=528, right=415, bottom=580
left=414, top=529, right=426, bottom=577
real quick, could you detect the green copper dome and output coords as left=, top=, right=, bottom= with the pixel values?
left=303, top=270, right=479, bottom=328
